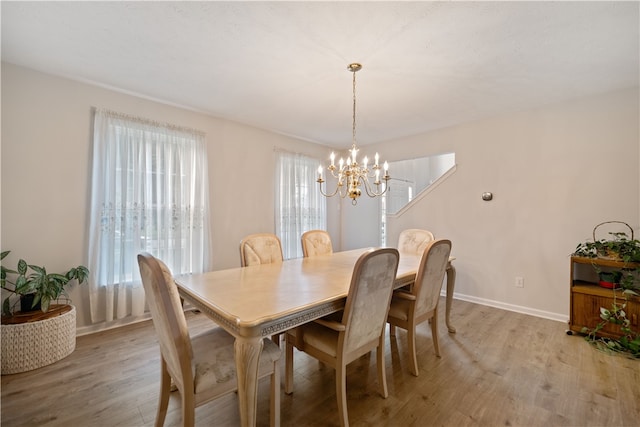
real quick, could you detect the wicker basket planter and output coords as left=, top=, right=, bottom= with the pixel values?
left=1, top=305, right=76, bottom=375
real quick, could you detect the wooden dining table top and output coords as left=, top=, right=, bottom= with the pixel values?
left=175, top=248, right=421, bottom=337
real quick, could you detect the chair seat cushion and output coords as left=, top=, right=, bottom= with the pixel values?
left=289, top=322, right=339, bottom=357
left=388, top=297, right=410, bottom=322
left=192, top=327, right=281, bottom=395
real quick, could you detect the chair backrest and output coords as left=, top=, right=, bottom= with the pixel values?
left=398, top=229, right=435, bottom=255
left=413, top=239, right=452, bottom=316
left=341, top=248, right=400, bottom=356
left=301, top=230, right=333, bottom=257
left=240, top=233, right=284, bottom=267
left=137, top=253, right=193, bottom=391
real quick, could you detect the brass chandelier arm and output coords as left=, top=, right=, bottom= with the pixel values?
left=317, top=177, right=344, bottom=198
left=360, top=174, right=390, bottom=198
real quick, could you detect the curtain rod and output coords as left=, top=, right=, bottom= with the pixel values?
left=273, top=146, right=323, bottom=160
left=94, top=107, right=206, bottom=137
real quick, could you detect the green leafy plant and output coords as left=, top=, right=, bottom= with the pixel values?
left=581, top=289, right=640, bottom=358
left=598, top=270, right=622, bottom=285
left=573, top=225, right=640, bottom=358
left=573, top=231, right=640, bottom=263
left=1, top=250, right=89, bottom=316
left=573, top=229, right=640, bottom=292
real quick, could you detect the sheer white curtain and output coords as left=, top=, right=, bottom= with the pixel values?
left=275, top=151, right=327, bottom=259
left=88, top=110, right=211, bottom=323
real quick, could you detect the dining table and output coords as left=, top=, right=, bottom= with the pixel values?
left=175, top=248, right=456, bottom=427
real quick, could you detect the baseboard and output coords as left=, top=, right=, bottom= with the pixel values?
left=76, top=313, right=153, bottom=336
left=77, top=295, right=567, bottom=337
left=443, top=290, right=569, bottom=324
left=76, top=305, right=199, bottom=337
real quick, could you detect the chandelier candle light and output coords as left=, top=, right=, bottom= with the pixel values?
left=317, top=63, right=390, bottom=205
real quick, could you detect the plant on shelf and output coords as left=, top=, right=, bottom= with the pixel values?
left=573, top=231, right=640, bottom=264
left=573, top=221, right=640, bottom=292
left=597, top=270, right=623, bottom=289
left=581, top=289, right=640, bottom=359
left=0, top=250, right=89, bottom=316
left=572, top=222, right=640, bottom=358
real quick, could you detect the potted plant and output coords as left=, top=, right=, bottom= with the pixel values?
left=0, top=250, right=89, bottom=316
left=573, top=231, right=640, bottom=263
left=598, top=270, right=623, bottom=289
left=572, top=223, right=640, bottom=293
left=572, top=222, right=640, bottom=358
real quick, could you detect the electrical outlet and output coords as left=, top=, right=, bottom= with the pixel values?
left=515, top=276, right=524, bottom=288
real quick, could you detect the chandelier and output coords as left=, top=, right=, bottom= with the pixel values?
left=317, top=63, right=389, bottom=205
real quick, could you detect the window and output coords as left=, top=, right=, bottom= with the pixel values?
left=275, top=151, right=327, bottom=259
left=88, top=110, right=210, bottom=322
left=380, top=153, right=455, bottom=245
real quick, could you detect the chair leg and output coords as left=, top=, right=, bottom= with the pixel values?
left=270, top=360, right=281, bottom=427
left=377, top=334, right=388, bottom=398
left=156, top=359, right=171, bottom=427
left=181, top=386, right=196, bottom=427
left=336, top=363, right=349, bottom=427
left=408, top=323, right=419, bottom=377
left=285, top=337, right=294, bottom=394
left=431, top=310, right=441, bottom=358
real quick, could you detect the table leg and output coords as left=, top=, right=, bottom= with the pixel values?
left=235, top=336, right=264, bottom=427
left=445, top=263, right=457, bottom=333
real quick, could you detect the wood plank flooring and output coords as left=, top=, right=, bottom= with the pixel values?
left=2, top=299, right=639, bottom=426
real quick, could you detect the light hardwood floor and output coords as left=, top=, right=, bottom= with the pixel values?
left=2, top=299, right=639, bottom=426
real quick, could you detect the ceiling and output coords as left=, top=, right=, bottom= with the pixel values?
left=2, top=1, right=638, bottom=149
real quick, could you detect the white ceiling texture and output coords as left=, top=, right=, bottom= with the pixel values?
left=2, top=1, right=638, bottom=148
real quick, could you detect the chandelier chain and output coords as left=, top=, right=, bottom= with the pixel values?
left=352, top=68, right=357, bottom=149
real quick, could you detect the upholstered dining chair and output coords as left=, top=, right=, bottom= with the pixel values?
left=239, top=233, right=284, bottom=267
left=393, top=228, right=436, bottom=316
left=397, top=228, right=435, bottom=254
left=387, top=239, right=451, bottom=376
left=239, top=233, right=285, bottom=345
left=137, top=253, right=281, bottom=427
left=301, top=229, right=333, bottom=257
left=284, top=248, right=400, bottom=427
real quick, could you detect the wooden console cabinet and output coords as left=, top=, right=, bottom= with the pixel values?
left=569, top=256, right=640, bottom=338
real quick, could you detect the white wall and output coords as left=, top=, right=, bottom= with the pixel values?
left=1, top=63, right=340, bottom=330
left=346, top=88, right=639, bottom=320
left=3, top=61, right=638, bottom=330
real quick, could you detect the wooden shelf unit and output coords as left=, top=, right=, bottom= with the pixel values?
left=569, top=256, right=640, bottom=338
